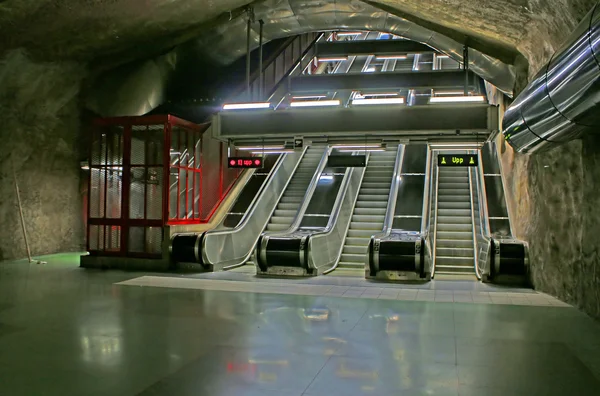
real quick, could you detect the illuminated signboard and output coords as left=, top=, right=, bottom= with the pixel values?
left=437, top=154, right=478, bottom=167
left=227, top=157, right=263, bottom=168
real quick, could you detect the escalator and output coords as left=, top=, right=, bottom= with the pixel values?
left=265, top=148, right=325, bottom=232
left=337, top=149, right=398, bottom=271
left=434, top=166, right=476, bottom=275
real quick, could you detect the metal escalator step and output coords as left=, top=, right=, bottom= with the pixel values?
left=284, top=191, right=307, bottom=197
left=435, top=266, right=475, bottom=274
left=348, top=229, right=377, bottom=238
left=360, top=188, right=391, bottom=195
left=436, top=239, right=473, bottom=248
left=343, top=245, right=368, bottom=255
left=438, top=202, right=471, bottom=210
left=360, top=182, right=389, bottom=188
left=337, top=262, right=365, bottom=269
left=436, top=256, right=474, bottom=266
left=436, top=247, right=474, bottom=257
left=280, top=196, right=303, bottom=203
left=436, top=231, right=473, bottom=240
left=270, top=216, right=294, bottom=224
left=279, top=203, right=300, bottom=210
left=437, top=223, right=472, bottom=232
left=345, top=237, right=371, bottom=246
left=438, top=182, right=469, bottom=189
left=438, top=209, right=471, bottom=217
left=437, top=216, right=471, bottom=224
left=350, top=222, right=383, bottom=230
left=352, top=214, right=385, bottom=222
left=340, top=253, right=366, bottom=263
left=358, top=194, right=389, bottom=201
left=354, top=207, right=386, bottom=215
left=274, top=209, right=297, bottom=217
left=437, top=195, right=471, bottom=202
left=365, top=177, right=394, bottom=183
left=266, top=223, right=289, bottom=231
left=438, top=189, right=470, bottom=196
left=355, top=201, right=387, bottom=208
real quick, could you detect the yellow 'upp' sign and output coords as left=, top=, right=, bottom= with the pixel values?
left=438, top=154, right=478, bottom=167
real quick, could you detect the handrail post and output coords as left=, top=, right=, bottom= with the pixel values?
left=258, top=19, right=265, bottom=99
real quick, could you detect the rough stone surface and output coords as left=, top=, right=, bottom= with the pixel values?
left=0, top=50, right=87, bottom=261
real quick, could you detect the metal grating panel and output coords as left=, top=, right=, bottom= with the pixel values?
left=129, top=167, right=145, bottom=219
left=200, top=134, right=221, bottom=219
left=90, top=169, right=105, bottom=218
left=146, top=167, right=163, bottom=220
left=128, top=227, right=162, bottom=255
left=89, top=225, right=99, bottom=250
left=169, top=170, right=178, bottom=219
left=105, top=169, right=122, bottom=219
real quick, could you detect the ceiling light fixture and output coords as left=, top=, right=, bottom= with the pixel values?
left=429, top=95, right=486, bottom=104
left=223, top=102, right=271, bottom=110
left=332, top=143, right=382, bottom=149
left=352, top=98, right=405, bottom=105
left=237, top=145, right=285, bottom=151
left=250, top=150, right=294, bottom=155
left=290, top=100, right=341, bottom=108
left=318, top=56, right=348, bottom=62
left=292, top=95, right=328, bottom=100
left=337, top=32, right=362, bottom=36
left=375, top=55, right=408, bottom=60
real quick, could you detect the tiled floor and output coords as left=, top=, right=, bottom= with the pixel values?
left=1, top=253, right=599, bottom=396
left=119, top=275, right=568, bottom=307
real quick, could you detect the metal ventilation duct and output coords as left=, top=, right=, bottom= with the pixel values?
left=502, top=3, right=600, bottom=153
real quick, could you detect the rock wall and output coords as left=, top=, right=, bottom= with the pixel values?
left=0, top=50, right=87, bottom=261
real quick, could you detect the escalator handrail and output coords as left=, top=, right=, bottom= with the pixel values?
left=308, top=159, right=367, bottom=272
left=430, top=153, right=440, bottom=278
left=475, top=150, right=493, bottom=239
left=201, top=147, right=308, bottom=266
left=260, top=146, right=332, bottom=240
left=468, top=163, right=484, bottom=280
left=492, top=142, right=517, bottom=238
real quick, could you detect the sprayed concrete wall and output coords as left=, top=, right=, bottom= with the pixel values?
left=0, top=51, right=87, bottom=261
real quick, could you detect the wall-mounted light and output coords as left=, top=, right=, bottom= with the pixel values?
left=338, top=148, right=385, bottom=152
left=290, top=100, right=341, bottom=108
left=292, top=95, right=328, bottom=100
left=237, top=145, right=284, bottom=151
left=429, top=95, right=486, bottom=104
left=352, top=98, right=405, bottom=105
left=250, top=150, right=294, bottom=155
left=222, top=102, right=271, bottom=110
left=332, top=143, right=382, bottom=149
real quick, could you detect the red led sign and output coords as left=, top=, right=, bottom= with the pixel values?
left=228, top=157, right=263, bottom=168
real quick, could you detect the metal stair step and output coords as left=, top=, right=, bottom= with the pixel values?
left=350, top=222, right=383, bottom=230
left=438, top=216, right=472, bottom=224
left=436, top=256, right=474, bottom=265
left=343, top=245, right=368, bottom=255
left=278, top=203, right=300, bottom=210
left=437, top=195, right=471, bottom=202
left=436, top=266, right=475, bottom=274
left=437, top=223, right=472, bottom=232
left=358, top=194, right=389, bottom=201
left=361, top=182, right=390, bottom=188
left=356, top=201, right=387, bottom=208
left=438, top=209, right=471, bottom=217
left=364, top=177, right=394, bottom=183
left=274, top=209, right=297, bottom=217
left=352, top=214, right=385, bottom=222
left=354, top=207, right=386, bottom=215
left=280, top=196, right=303, bottom=203
left=436, top=231, right=473, bottom=240
left=345, top=237, right=371, bottom=246
left=360, top=188, right=391, bottom=195
left=266, top=223, right=289, bottom=231
left=437, top=247, right=474, bottom=257
left=438, top=182, right=469, bottom=189
left=337, top=262, right=365, bottom=269
left=436, top=239, right=474, bottom=248
left=348, top=229, right=377, bottom=238
left=438, top=202, right=471, bottom=210
left=270, top=216, right=294, bottom=224
left=340, top=253, right=366, bottom=263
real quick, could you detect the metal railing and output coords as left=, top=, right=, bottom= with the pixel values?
left=469, top=150, right=493, bottom=279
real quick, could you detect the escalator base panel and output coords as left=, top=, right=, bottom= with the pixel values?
left=257, top=266, right=316, bottom=277
left=366, top=270, right=430, bottom=282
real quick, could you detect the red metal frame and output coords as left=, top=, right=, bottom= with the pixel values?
left=87, top=114, right=239, bottom=257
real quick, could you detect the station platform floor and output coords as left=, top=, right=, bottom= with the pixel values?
left=1, top=253, right=600, bottom=395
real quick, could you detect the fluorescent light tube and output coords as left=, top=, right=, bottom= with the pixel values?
left=319, top=175, right=334, bottom=181
left=352, top=98, right=405, bottom=105
left=292, top=95, right=328, bottom=100
left=318, top=57, right=348, bottom=62
left=237, top=145, right=284, bottom=151
left=429, top=95, right=486, bottom=104
left=337, top=32, right=362, bottom=36
left=290, top=100, right=341, bottom=107
left=364, top=67, right=376, bottom=73
left=250, top=150, right=294, bottom=154
left=375, top=55, right=408, bottom=60
left=333, top=144, right=382, bottom=148
left=338, top=148, right=385, bottom=152
left=223, top=102, right=271, bottom=110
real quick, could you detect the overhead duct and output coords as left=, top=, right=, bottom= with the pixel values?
left=502, top=3, right=600, bottom=153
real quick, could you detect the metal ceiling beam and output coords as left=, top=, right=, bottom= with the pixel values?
left=213, top=104, right=498, bottom=140
left=289, top=70, right=477, bottom=92
left=315, top=40, right=434, bottom=57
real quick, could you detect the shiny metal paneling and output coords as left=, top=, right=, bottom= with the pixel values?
left=400, top=144, right=428, bottom=174
left=484, top=176, right=509, bottom=219
left=391, top=217, right=421, bottom=232
left=394, top=176, right=425, bottom=217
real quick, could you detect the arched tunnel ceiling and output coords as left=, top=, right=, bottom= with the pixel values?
left=1, top=0, right=597, bottom=101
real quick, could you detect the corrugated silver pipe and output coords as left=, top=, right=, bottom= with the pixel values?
left=503, top=2, right=600, bottom=153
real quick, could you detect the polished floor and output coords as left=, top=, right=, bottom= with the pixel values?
left=1, top=254, right=600, bottom=395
